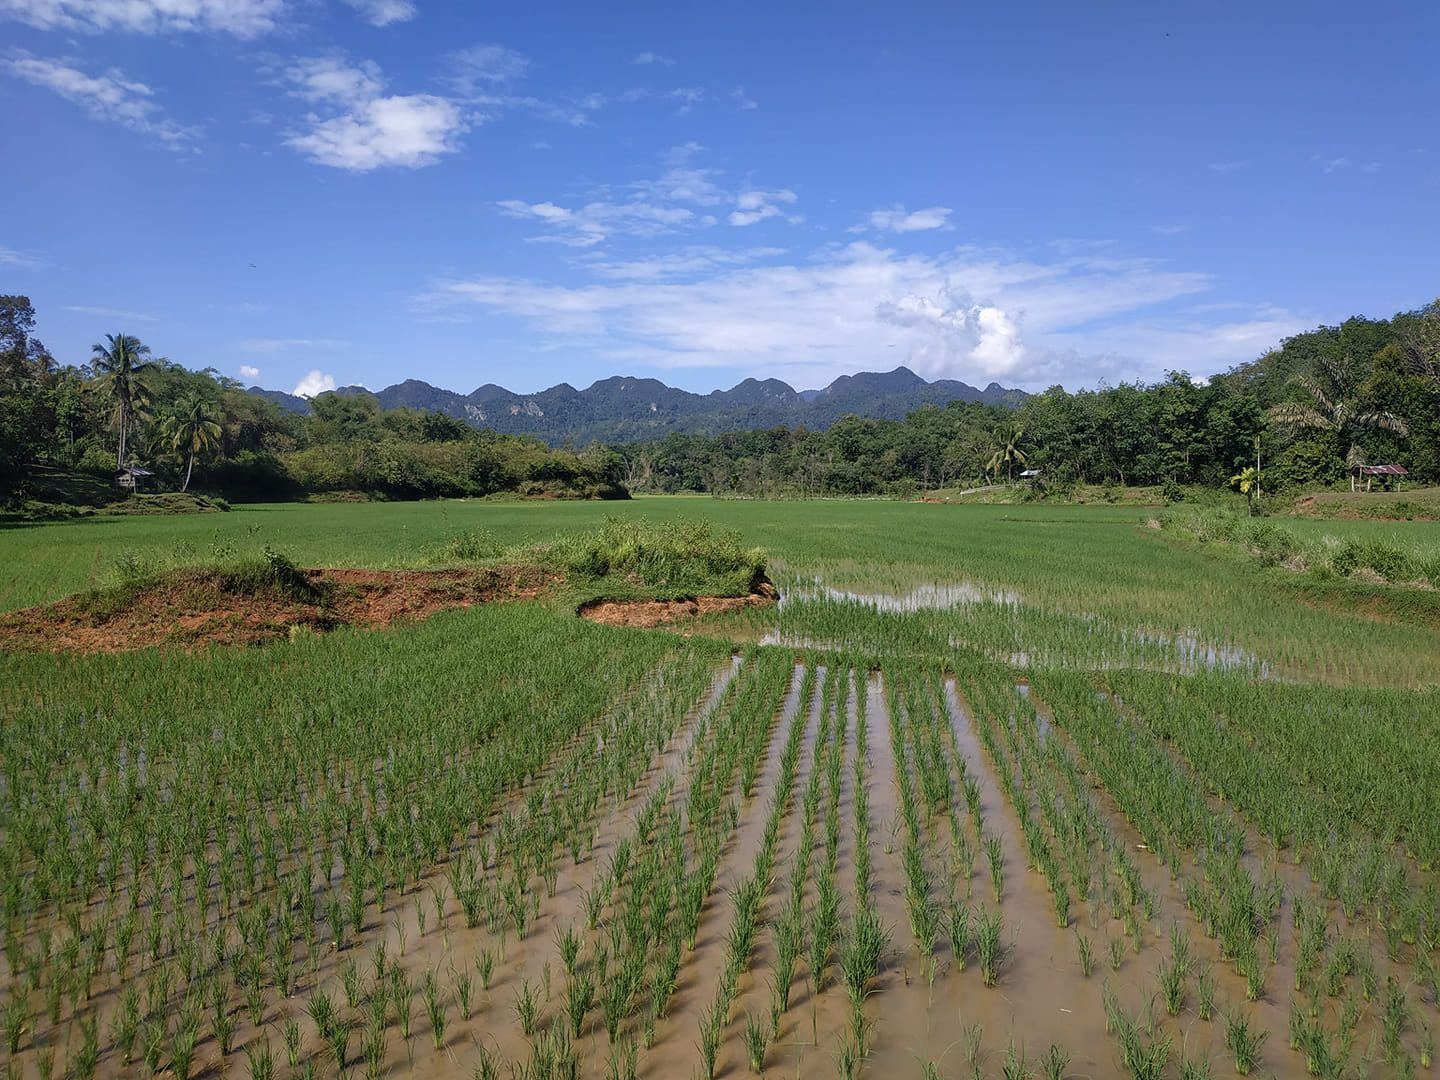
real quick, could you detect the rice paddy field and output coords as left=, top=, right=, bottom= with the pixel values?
left=2, top=498, right=1438, bottom=1079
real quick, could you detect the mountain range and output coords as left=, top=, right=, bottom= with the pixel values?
left=248, top=367, right=1026, bottom=446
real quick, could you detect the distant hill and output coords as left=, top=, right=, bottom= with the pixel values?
left=247, top=367, right=1026, bottom=445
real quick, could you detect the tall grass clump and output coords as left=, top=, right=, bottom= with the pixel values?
left=545, top=517, right=766, bottom=598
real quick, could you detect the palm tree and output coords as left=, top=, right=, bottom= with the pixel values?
left=91, top=333, right=155, bottom=468
left=1267, top=352, right=1408, bottom=486
left=164, top=394, right=222, bottom=492
left=986, top=422, right=1029, bottom=484
left=1230, top=466, right=1262, bottom=516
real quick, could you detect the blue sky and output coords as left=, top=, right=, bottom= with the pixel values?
left=3, top=0, right=1437, bottom=397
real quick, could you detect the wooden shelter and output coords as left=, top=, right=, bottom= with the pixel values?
left=1348, top=463, right=1407, bottom=492
left=116, top=466, right=155, bottom=492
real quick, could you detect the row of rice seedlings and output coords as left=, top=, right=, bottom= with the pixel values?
left=1105, top=670, right=1439, bottom=991
left=528, top=651, right=796, bottom=1080
left=1043, top=670, right=1437, bottom=1069
left=701, top=663, right=822, bottom=1076
left=0, top=629, right=724, bottom=1078
left=828, top=670, right=889, bottom=1078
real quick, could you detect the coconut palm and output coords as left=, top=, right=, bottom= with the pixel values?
left=165, top=393, right=222, bottom=492
left=1267, top=352, right=1408, bottom=480
left=986, top=423, right=1029, bottom=484
left=91, top=333, right=155, bottom=468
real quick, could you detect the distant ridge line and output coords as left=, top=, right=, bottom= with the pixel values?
left=247, top=366, right=1027, bottom=446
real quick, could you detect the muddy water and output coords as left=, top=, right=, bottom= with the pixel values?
left=766, top=670, right=861, bottom=1074
left=779, top=577, right=1022, bottom=612
left=719, top=666, right=827, bottom=1074
left=1018, top=683, right=1296, bottom=1074
left=898, top=679, right=1116, bottom=1074
left=3, top=655, right=741, bottom=1080
left=640, top=662, right=807, bottom=1078
left=1079, top=687, right=1435, bottom=1071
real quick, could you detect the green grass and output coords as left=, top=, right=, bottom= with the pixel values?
left=5, top=498, right=1440, bottom=683
left=3, top=494, right=1439, bottom=1078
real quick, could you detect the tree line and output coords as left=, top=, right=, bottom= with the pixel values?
left=3, top=294, right=1437, bottom=507
left=614, top=301, right=1440, bottom=498
left=0, top=296, right=626, bottom=508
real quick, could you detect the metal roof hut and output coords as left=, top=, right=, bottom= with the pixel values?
left=116, top=465, right=155, bottom=492
left=1348, top=463, right=1407, bottom=492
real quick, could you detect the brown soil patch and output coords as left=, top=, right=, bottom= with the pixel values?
left=577, top=578, right=778, bottom=628
left=0, top=565, right=556, bottom=653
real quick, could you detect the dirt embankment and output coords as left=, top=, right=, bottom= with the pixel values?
left=0, top=566, right=556, bottom=653
left=577, top=577, right=778, bottom=629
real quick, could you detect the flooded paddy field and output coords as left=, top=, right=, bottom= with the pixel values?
left=1, top=499, right=1437, bottom=1078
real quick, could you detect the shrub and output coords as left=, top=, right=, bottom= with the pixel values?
left=545, top=517, right=765, bottom=598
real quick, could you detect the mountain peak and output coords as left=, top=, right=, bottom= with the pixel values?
left=248, top=368, right=1024, bottom=445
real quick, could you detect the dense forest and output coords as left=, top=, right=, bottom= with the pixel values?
left=0, top=296, right=626, bottom=510
left=3, top=294, right=1437, bottom=508
left=618, top=301, right=1440, bottom=498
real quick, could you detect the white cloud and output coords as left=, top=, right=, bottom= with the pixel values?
left=0, top=244, right=44, bottom=269
left=498, top=154, right=801, bottom=245
left=3, top=53, right=196, bottom=150
left=293, top=370, right=337, bottom=397
left=729, top=189, right=798, bottom=227
left=422, top=241, right=1281, bottom=389
left=1207, top=161, right=1244, bottom=173
left=859, top=204, right=953, bottom=233
left=1151, top=224, right=1189, bottom=236
left=63, top=304, right=158, bottom=322
left=731, top=86, right=757, bottom=110
left=283, top=56, right=385, bottom=104
left=341, top=0, right=415, bottom=26
left=238, top=364, right=261, bottom=380
left=631, top=51, right=674, bottom=66
left=1319, top=156, right=1351, bottom=173
left=0, top=0, right=285, bottom=35
left=279, top=56, right=465, bottom=170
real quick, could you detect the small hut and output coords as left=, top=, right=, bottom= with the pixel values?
left=1348, top=463, right=1407, bottom=492
left=117, top=465, right=155, bottom=492
left=1018, top=468, right=1042, bottom=482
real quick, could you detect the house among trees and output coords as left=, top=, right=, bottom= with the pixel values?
left=116, top=465, right=155, bottom=492
left=1349, top=463, right=1407, bottom=491
left=1018, top=468, right=1042, bottom=481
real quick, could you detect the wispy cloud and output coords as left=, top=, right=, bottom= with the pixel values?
left=578, top=245, right=787, bottom=281
left=445, top=43, right=530, bottom=96
left=238, top=337, right=344, bottom=354
left=63, top=304, right=158, bottom=322
left=1207, top=161, right=1244, bottom=173
left=499, top=149, right=799, bottom=245
left=631, top=51, right=674, bottom=66
left=497, top=199, right=694, bottom=247
left=0, top=0, right=286, bottom=36
left=0, top=243, right=44, bottom=269
left=731, top=86, right=757, bottom=110
left=1151, top=224, right=1189, bottom=236
left=1318, top=155, right=1351, bottom=173
left=340, top=0, right=416, bottom=27
left=855, top=204, right=953, bottom=233
left=728, top=189, right=798, bottom=227
left=278, top=55, right=465, bottom=170
left=420, top=241, right=1250, bottom=388
left=3, top=52, right=197, bottom=150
